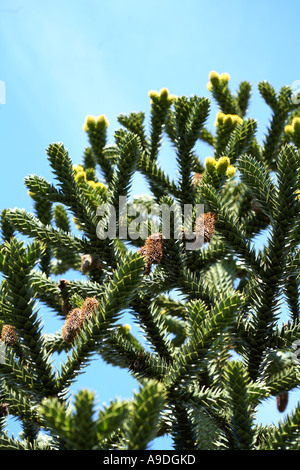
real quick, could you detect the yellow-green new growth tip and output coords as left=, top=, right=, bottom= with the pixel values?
left=148, top=89, right=160, bottom=102
left=216, top=113, right=243, bottom=127
left=83, top=115, right=96, bottom=132
left=73, top=164, right=84, bottom=173
left=148, top=90, right=159, bottom=98
left=159, top=88, right=170, bottom=99
left=149, top=88, right=175, bottom=105
left=292, top=117, right=300, bottom=132
left=74, top=170, right=87, bottom=183
left=28, top=190, right=39, bottom=202
left=123, top=324, right=131, bottom=334
left=232, top=114, right=243, bottom=126
left=284, top=124, right=294, bottom=136
left=83, top=114, right=109, bottom=132
left=216, top=156, right=230, bottom=174
left=214, top=112, right=225, bottom=126
left=159, top=87, right=176, bottom=104
left=219, top=72, right=230, bottom=84
left=95, top=181, right=107, bottom=191
left=96, top=114, right=109, bottom=129
left=208, top=71, right=220, bottom=86
left=207, top=71, right=230, bottom=90
left=223, top=115, right=234, bottom=126
left=205, top=156, right=217, bottom=174
left=226, top=165, right=237, bottom=178
left=88, top=180, right=107, bottom=194
left=206, top=81, right=213, bottom=92
left=87, top=180, right=96, bottom=189
left=285, top=117, right=300, bottom=136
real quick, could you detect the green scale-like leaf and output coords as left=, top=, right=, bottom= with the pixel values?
left=123, top=380, right=165, bottom=450
left=223, top=361, right=256, bottom=449
left=56, top=251, right=145, bottom=391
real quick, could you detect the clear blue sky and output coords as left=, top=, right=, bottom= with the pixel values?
left=0, top=0, right=299, bottom=449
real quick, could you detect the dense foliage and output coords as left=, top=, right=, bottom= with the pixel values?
left=1, top=71, right=300, bottom=449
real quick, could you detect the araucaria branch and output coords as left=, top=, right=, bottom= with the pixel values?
left=1, top=71, right=300, bottom=450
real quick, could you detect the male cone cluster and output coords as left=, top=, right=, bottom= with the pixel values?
left=138, top=211, right=218, bottom=275
left=62, top=297, right=99, bottom=344
left=276, top=392, right=289, bottom=413
left=139, top=233, right=164, bottom=274
left=194, top=212, right=218, bottom=244
left=80, top=254, right=103, bottom=274
left=0, top=324, right=18, bottom=347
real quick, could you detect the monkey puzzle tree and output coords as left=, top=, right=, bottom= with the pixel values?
left=1, top=71, right=300, bottom=450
